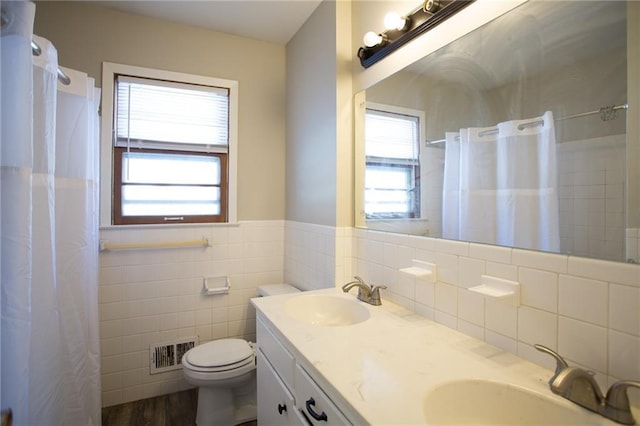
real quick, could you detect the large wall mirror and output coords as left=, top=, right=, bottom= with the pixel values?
left=355, top=0, right=639, bottom=264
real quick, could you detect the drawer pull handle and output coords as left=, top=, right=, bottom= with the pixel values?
left=305, top=397, right=328, bottom=422
left=278, top=403, right=287, bottom=415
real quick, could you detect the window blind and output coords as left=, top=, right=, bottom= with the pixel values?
left=365, top=109, right=419, bottom=160
left=115, top=75, right=229, bottom=151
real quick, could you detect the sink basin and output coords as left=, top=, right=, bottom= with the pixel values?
left=423, top=379, right=605, bottom=425
left=284, top=294, right=370, bottom=326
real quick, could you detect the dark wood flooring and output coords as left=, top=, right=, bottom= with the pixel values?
left=101, top=389, right=257, bottom=426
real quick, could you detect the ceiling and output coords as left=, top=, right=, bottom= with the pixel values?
left=92, top=0, right=323, bottom=45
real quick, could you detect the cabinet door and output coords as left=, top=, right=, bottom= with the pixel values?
left=257, top=351, right=300, bottom=426
left=295, top=365, right=351, bottom=425
left=257, top=317, right=295, bottom=390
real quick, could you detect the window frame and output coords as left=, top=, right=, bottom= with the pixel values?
left=364, top=103, right=425, bottom=220
left=100, top=62, right=238, bottom=227
left=112, top=147, right=228, bottom=225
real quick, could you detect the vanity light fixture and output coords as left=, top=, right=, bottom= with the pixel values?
left=363, top=31, right=388, bottom=48
left=358, top=0, right=474, bottom=68
left=383, top=12, right=409, bottom=31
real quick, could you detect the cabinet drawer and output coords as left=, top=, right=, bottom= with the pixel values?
left=295, top=364, right=351, bottom=425
left=257, top=317, right=295, bottom=390
left=257, top=351, right=298, bottom=426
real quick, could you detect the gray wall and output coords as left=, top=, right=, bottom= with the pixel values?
left=285, top=0, right=353, bottom=228
left=285, top=1, right=338, bottom=227
left=34, top=1, right=287, bottom=222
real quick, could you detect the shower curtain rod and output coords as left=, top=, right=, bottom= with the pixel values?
left=31, top=39, right=71, bottom=85
left=0, top=10, right=71, bottom=86
left=426, top=103, right=629, bottom=145
left=0, top=10, right=70, bottom=84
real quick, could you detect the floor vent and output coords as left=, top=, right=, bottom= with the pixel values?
left=149, top=337, right=198, bottom=374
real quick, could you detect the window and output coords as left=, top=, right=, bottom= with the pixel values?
left=101, top=63, right=238, bottom=225
left=113, top=148, right=227, bottom=224
left=364, top=106, right=421, bottom=219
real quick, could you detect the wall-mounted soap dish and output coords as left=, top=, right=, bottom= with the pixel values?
left=400, top=259, right=437, bottom=283
left=469, top=275, right=520, bottom=306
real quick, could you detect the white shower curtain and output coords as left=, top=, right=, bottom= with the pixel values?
left=443, top=111, right=560, bottom=252
left=1, top=3, right=101, bottom=425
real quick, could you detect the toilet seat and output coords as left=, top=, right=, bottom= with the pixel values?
left=182, top=338, right=255, bottom=374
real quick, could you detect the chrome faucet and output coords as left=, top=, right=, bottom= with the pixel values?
left=341, top=276, right=387, bottom=306
left=535, top=344, right=640, bottom=424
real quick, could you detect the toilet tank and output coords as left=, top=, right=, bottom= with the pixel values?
left=257, top=284, right=300, bottom=297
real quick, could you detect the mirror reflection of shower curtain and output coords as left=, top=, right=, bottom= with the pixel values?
left=443, top=111, right=560, bottom=252
left=1, top=3, right=101, bottom=423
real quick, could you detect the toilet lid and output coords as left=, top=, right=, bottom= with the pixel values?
left=185, top=339, right=254, bottom=368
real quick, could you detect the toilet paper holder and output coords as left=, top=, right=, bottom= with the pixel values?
left=203, top=276, right=230, bottom=295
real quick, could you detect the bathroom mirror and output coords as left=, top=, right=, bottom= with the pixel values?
left=355, top=0, right=637, bottom=263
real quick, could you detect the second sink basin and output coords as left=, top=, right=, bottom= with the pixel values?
left=423, top=379, right=608, bottom=425
left=284, top=294, right=370, bottom=326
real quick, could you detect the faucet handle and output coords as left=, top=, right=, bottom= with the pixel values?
left=605, top=380, right=640, bottom=425
left=368, top=284, right=387, bottom=305
left=534, top=344, right=569, bottom=384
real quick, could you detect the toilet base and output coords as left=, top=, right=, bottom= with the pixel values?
left=233, top=379, right=257, bottom=424
left=194, top=375, right=256, bottom=426
left=196, top=386, right=232, bottom=426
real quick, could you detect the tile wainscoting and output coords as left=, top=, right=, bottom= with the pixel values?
left=284, top=220, right=353, bottom=290
left=98, top=220, right=639, bottom=408
left=98, top=221, right=286, bottom=407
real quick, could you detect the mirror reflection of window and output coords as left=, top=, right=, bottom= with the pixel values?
left=364, top=106, right=421, bottom=219
left=357, top=0, right=633, bottom=262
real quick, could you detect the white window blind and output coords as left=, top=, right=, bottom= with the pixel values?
left=365, top=109, right=419, bottom=160
left=115, top=75, right=229, bottom=151
left=364, top=107, right=421, bottom=218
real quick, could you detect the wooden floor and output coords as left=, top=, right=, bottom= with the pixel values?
left=101, top=389, right=257, bottom=426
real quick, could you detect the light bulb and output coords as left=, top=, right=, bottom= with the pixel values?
left=383, top=12, right=407, bottom=31
left=363, top=31, right=383, bottom=48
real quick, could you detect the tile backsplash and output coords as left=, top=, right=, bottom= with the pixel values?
left=99, top=219, right=639, bottom=408
left=351, top=226, right=640, bottom=394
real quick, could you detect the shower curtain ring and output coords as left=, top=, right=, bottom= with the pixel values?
left=599, top=105, right=617, bottom=122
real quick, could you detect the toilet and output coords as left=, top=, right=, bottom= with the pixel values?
left=182, top=284, right=300, bottom=425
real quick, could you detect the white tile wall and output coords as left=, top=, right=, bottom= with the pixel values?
left=352, top=226, right=640, bottom=393
left=98, top=220, right=285, bottom=407
left=100, top=219, right=639, bottom=411
left=557, top=135, right=626, bottom=261
left=284, top=221, right=353, bottom=290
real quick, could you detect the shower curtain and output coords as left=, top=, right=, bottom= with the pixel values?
left=442, top=111, right=560, bottom=252
left=1, top=2, right=101, bottom=425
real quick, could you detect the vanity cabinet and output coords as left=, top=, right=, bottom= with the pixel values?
left=256, top=354, right=301, bottom=425
left=294, top=364, right=351, bottom=425
left=256, top=316, right=351, bottom=425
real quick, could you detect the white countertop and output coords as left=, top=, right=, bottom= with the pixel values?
left=252, top=288, right=620, bottom=425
